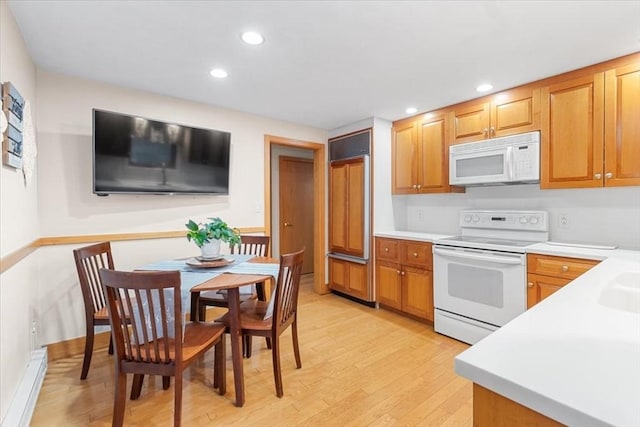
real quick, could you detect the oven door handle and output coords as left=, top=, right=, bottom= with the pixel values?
left=433, top=247, right=523, bottom=265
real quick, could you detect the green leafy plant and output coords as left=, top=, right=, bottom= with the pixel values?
left=185, top=217, right=241, bottom=248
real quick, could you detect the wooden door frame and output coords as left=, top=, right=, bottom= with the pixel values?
left=264, top=135, right=328, bottom=295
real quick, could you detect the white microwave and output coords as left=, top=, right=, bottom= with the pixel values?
left=449, top=131, right=540, bottom=186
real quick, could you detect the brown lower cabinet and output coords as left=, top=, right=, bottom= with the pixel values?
left=375, top=237, right=433, bottom=322
left=328, top=257, right=369, bottom=301
left=473, top=384, right=564, bottom=427
left=527, top=253, right=599, bottom=308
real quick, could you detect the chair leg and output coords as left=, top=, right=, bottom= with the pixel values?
left=113, top=371, right=127, bottom=427
left=108, top=334, right=114, bottom=355
left=174, top=369, right=183, bottom=427
left=80, top=325, right=94, bottom=380
left=292, top=319, right=302, bottom=369
left=130, top=374, right=144, bottom=400
left=244, top=335, right=252, bottom=358
left=265, top=337, right=272, bottom=350
left=271, top=336, right=283, bottom=398
left=214, top=337, right=226, bottom=395
left=199, top=304, right=207, bottom=322
left=163, top=376, right=171, bottom=390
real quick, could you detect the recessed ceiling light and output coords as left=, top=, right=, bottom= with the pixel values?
left=241, top=31, right=264, bottom=45
left=210, top=68, right=228, bottom=79
left=405, top=107, right=418, bottom=114
left=476, top=83, right=493, bottom=93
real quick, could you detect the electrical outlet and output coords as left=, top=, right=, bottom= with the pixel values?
left=417, top=208, right=425, bottom=222
left=558, top=213, right=569, bottom=229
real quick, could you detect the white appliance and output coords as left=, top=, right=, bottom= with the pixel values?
left=449, top=131, right=540, bottom=186
left=433, top=210, right=548, bottom=345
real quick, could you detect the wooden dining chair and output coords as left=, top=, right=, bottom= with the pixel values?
left=197, top=235, right=271, bottom=321
left=218, top=247, right=304, bottom=398
left=99, top=269, right=226, bottom=427
left=73, top=241, right=117, bottom=380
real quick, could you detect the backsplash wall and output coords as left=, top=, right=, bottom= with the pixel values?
left=400, top=185, right=640, bottom=249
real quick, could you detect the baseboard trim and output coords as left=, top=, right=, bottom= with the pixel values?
left=1, top=348, right=47, bottom=427
left=46, top=331, right=111, bottom=362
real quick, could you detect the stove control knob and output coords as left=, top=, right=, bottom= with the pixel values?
left=472, top=215, right=480, bottom=223
left=529, top=216, right=539, bottom=225
left=464, top=214, right=472, bottom=223
left=519, top=216, right=528, bottom=224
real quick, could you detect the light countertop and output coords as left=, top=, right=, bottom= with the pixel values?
left=455, top=255, right=640, bottom=427
left=374, top=230, right=454, bottom=242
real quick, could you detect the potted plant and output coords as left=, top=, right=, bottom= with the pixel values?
left=185, top=217, right=241, bottom=259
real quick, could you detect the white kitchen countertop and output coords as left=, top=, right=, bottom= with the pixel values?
left=527, top=242, right=640, bottom=262
left=374, top=230, right=454, bottom=242
left=455, top=255, right=640, bottom=427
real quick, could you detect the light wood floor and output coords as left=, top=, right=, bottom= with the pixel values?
left=31, top=275, right=472, bottom=426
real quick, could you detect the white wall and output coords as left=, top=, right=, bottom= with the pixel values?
left=400, top=184, right=640, bottom=249
left=0, top=2, right=39, bottom=422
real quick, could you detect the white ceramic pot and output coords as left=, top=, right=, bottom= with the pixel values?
left=200, top=240, right=221, bottom=259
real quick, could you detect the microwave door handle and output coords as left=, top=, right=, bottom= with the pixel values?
left=433, top=247, right=523, bottom=265
left=506, top=146, right=514, bottom=180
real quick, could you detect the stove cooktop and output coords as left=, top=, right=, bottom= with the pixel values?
left=435, top=235, right=540, bottom=253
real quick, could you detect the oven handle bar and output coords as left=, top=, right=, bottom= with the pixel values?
left=433, top=247, right=523, bottom=265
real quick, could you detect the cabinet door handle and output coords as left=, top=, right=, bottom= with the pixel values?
left=413, top=252, right=418, bottom=258
left=483, top=128, right=488, bottom=136
left=384, top=247, right=389, bottom=252
left=396, top=270, right=401, bottom=275
left=561, top=265, right=569, bottom=272
left=605, top=172, right=613, bottom=179
left=416, top=184, right=422, bottom=189
left=594, top=173, right=602, bottom=180
left=412, top=184, right=417, bottom=189
left=401, top=271, right=405, bottom=276
left=527, top=282, right=534, bottom=288
left=490, top=126, right=495, bottom=136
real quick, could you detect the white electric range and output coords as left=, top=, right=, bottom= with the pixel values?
left=433, top=210, right=549, bottom=345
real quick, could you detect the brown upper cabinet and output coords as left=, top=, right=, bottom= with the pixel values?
left=391, top=111, right=463, bottom=194
left=450, top=87, right=541, bottom=145
left=541, top=61, right=640, bottom=188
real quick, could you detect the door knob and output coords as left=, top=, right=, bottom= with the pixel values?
left=284, top=222, right=293, bottom=227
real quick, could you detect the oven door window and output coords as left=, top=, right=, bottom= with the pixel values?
left=448, top=264, right=503, bottom=308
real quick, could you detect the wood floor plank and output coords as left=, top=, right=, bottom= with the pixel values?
left=31, top=275, right=473, bottom=426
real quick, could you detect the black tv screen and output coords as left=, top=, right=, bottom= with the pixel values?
left=92, top=109, right=231, bottom=195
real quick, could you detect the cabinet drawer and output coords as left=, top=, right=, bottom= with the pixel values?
left=376, top=238, right=400, bottom=262
left=400, top=241, right=433, bottom=270
left=527, top=254, right=599, bottom=280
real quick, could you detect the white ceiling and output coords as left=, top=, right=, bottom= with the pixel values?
left=7, top=1, right=640, bottom=130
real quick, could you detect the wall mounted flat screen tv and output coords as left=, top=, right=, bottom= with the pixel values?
left=92, top=109, right=231, bottom=195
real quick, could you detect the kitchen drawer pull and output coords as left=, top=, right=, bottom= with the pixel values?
left=413, top=252, right=418, bottom=257
left=561, top=265, right=569, bottom=272
left=384, top=247, right=389, bottom=252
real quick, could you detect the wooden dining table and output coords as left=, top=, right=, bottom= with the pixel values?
left=188, top=256, right=278, bottom=407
